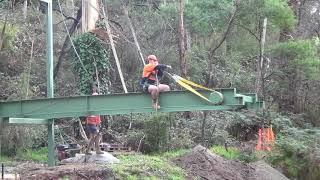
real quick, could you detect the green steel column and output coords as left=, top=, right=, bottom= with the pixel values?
left=45, top=0, right=55, bottom=167
left=0, top=118, right=3, bottom=161
left=47, top=119, right=54, bottom=166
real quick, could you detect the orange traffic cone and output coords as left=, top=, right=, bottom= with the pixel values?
left=265, top=127, right=271, bottom=151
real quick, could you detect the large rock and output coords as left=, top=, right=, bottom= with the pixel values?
left=61, top=152, right=120, bottom=164
left=250, top=161, right=289, bottom=180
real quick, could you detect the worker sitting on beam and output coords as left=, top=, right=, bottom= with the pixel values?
left=140, top=55, right=171, bottom=109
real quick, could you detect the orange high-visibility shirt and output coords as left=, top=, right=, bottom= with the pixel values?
left=142, top=64, right=157, bottom=81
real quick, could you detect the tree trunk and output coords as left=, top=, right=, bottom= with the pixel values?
left=0, top=16, right=7, bottom=51
left=255, top=18, right=267, bottom=99
left=82, top=0, right=99, bottom=32
left=54, top=8, right=82, bottom=79
left=178, top=0, right=187, bottom=78
left=23, top=0, right=27, bottom=20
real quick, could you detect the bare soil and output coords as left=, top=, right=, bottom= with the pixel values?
left=173, top=145, right=289, bottom=180
left=4, top=146, right=289, bottom=180
left=14, top=163, right=114, bottom=180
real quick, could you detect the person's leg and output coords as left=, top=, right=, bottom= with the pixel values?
left=86, top=133, right=96, bottom=155
left=148, top=85, right=159, bottom=99
left=158, top=84, right=170, bottom=92
left=85, top=124, right=98, bottom=155
left=154, top=84, right=170, bottom=108
left=93, top=125, right=103, bottom=154
left=94, top=133, right=103, bottom=154
left=148, top=85, right=160, bottom=109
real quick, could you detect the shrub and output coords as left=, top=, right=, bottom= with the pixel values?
left=143, top=113, right=169, bottom=153
left=16, top=147, right=48, bottom=163
left=269, top=128, right=320, bottom=180
left=110, top=154, right=185, bottom=179
left=0, top=126, right=47, bottom=156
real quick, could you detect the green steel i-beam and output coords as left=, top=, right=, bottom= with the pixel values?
left=0, top=88, right=264, bottom=166
left=0, top=89, right=263, bottom=120
left=6, top=118, right=48, bottom=125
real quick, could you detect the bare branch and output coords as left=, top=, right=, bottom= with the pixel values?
left=56, top=17, right=79, bottom=26
left=53, top=8, right=78, bottom=22
left=54, top=7, right=82, bottom=79
left=209, top=0, right=240, bottom=56
left=234, top=22, right=260, bottom=41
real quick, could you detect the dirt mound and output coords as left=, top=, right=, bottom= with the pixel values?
left=20, top=163, right=114, bottom=180
left=173, top=145, right=289, bottom=180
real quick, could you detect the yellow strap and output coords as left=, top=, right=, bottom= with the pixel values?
left=179, top=78, right=214, bottom=91
left=168, top=73, right=221, bottom=103
left=176, top=79, right=212, bottom=103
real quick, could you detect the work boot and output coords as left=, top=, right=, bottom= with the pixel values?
left=94, top=134, right=104, bottom=154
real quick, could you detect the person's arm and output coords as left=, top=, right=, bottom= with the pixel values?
left=154, top=64, right=171, bottom=71
left=155, top=64, right=171, bottom=78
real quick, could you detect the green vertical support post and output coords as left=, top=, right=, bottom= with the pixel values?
left=45, top=0, right=55, bottom=167
left=47, top=119, right=54, bottom=166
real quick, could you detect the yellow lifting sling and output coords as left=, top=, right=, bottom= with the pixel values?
left=168, top=73, right=223, bottom=104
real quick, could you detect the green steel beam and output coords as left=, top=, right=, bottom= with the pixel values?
left=0, top=89, right=261, bottom=119
left=5, top=118, right=48, bottom=125
left=242, top=93, right=265, bottom=109
left=0, top=88, right=263, bottom=166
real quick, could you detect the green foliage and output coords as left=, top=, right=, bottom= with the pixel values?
left=123, top=129, right=145, bottom=150
left=143, top=113, right=169, bottom=153
left=159, top=0, right=234, bottom=35
left=271, top=39, right=320, bottom=79
left=210, top=145, right=240, bottom=160
left=109, top=154, right=186, bottom=179
left=159, top=3, right=178, bottom=24
left=264, top=0, right=297, bottom=30
left=0, top=155, right=12, bottom=163
left=187, top=46, right=210, bottom=85
left=159, top=149, right=189, bottom=159
left=70, top=33, right=111, bottom=94
left=0, top=22, right=18, bottom=50
left=269, top=128, right=320, bottom=179
left=16, top=147, right=48, bottom=163
left=210, top=145, right=257, bottom=163
left=0, top=1, right=10, bottom=8
left=184, top=0, right=233, bottom=35
left=238, top=0, right=296, bottom=30
left=167, top=127, right=195, bottom=150
left=0, top=126, right=47, bottom=156
left=237, top=152, right=258, bottom=163
left=271, top=115, right=293, bottom=132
